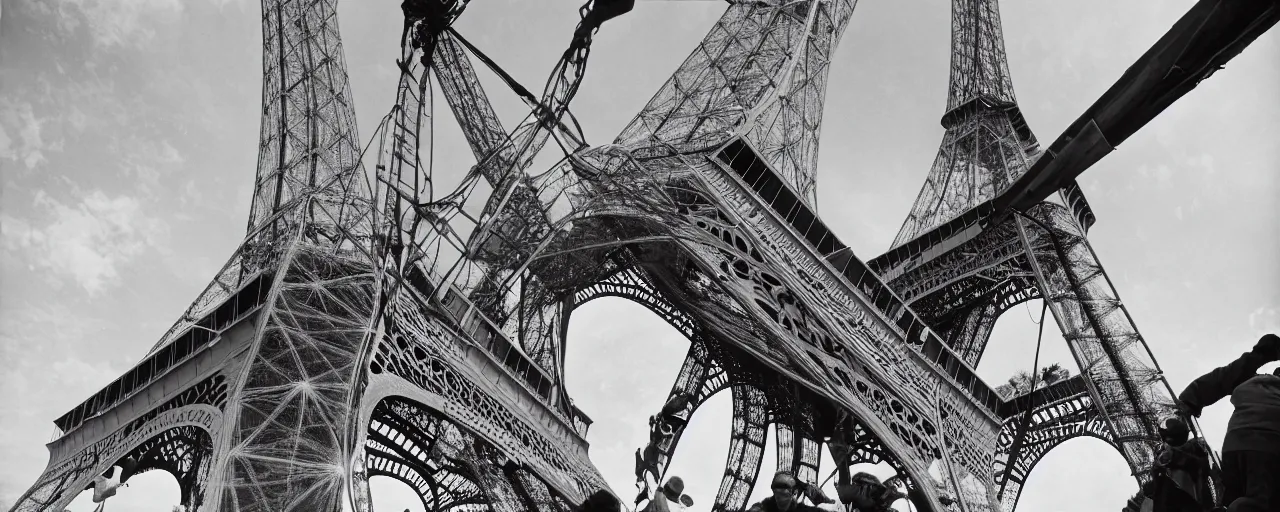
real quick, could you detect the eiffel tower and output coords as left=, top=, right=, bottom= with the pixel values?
left=8, top=0, right=1277, bottom=511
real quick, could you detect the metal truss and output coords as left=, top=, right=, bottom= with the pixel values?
left=13, top=0, right=1274, bottom=510
left=640, top=341, right=732, bottom=483
left=713, top=385, right=770, bottom=512
left=775, top=422, right=823, bottom=486
left=365, top=401, right=490, bottom=511
left=574, top=266, right=700, bottom=341
left=11, top=374, right=228, bottom=512
left=931, top=277, right=1040, bottom=367
left=127, top=425, right=215, bottom=508
left=360, top=396, right=583, bottom=512
left=876, top=216, right=1047, bottom=368
left=993, top=382, right=1114, bottom=511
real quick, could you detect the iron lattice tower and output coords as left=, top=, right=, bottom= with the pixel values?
left=872, top=0, right=1177, bottom=509
left=8, top=0, right=1277, bottom=511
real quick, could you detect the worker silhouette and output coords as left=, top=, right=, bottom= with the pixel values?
left=1177, top=333, right=1280, bottom=511
left=747, top=471, right=838, bottom=512
left=1145, top=418, right=1213, bottom=511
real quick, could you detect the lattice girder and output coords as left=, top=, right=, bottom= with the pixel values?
left=774, top=423, right=822, bottom=486
left=614, top=0, right=856, bottom=203
left=432, top=33, right=511, bottom=168
left=1015, top=204, right=1175, bottom=480
left=931, top=277, right=1039, bottom=367
left=879, top=214, right=1049, bottom=368
left=246, top=0, right=369, bottom=249
left=644, top=341, right=733, bottom=480
left=359, top=396, right=533, bottom=512
left=713, top=385, right=770, bottom=512
left=358, top=286, right=611, bottom=508
left=10, top=402, right=225, bottom=512
left=127, top=425, right=216, bottom=508
left=894, top=105, right=1034, bottom=247
left=993, top=390, right=1114, bottom=512
left=884, top=217, right=1036, bottom=306
left=574, top=266, right=701, bottom=341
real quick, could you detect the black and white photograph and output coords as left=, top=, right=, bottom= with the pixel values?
left=1, top=0, right=1276, bottom=511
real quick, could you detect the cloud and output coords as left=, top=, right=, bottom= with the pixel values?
left=50, top=356, right=126, bottom=390
left=0, top=301, right=129, bottom=505
left=0, top=125, right=11, bottom=161
left=124, top=137, right=186, bottom=193
left=0, top=100, right=50, bottom=170
left=1, top=190, right=169, bottom=295
left=27, top=0, right=185, bottom=49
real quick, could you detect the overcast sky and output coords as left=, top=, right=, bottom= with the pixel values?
left=1, top=0, right=1276, bottom=511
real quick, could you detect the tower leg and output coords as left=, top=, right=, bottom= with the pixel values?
left=712, top=385, right=770, bottom=512
left=938, top=275, right=1041, bottom=368
left=775, top=423, right=822, bottom=486
left=9, top=453, right=102, bottom=512
left=1017, top=203, right=1172, bottom=481
left=206, top=245, right=378, bottom=511
left=774, top=388, right=822, bottom=487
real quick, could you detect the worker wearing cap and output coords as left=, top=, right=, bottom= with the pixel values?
left=1177, top=333, right=1280, bottom=511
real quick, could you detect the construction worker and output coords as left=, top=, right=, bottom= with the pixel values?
left=1177, top=333, right=1280, bottom=511
left=747, top=471, right=832, bottom=512
left=1147, top=418, right=1214, bottom=511
left=640, top=476, right=693, bottom=512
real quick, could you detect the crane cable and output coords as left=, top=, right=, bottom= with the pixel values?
left=996, top=300, right=1049, bottom=500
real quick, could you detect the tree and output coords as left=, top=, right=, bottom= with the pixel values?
left=995, top=364, right=1072, bottom=400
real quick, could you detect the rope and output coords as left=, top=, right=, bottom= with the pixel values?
left=1024, top=299, right=1041, bottom=325
left=996, top=300, right=1048, bottom=500
left=1025, top=300, right=1049, bottom=399
left=444, top=27, right=540, bottom=108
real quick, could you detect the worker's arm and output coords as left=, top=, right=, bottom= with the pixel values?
left=1165, top=438, right=1210, bottom=470
left=1177, top=334, right=1279, bottom=416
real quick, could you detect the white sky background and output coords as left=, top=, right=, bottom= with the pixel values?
left=0, top=0, right=1277, bottom=511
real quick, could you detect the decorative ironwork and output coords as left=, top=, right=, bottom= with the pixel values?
left=11, top=0, right=1274, bottom=511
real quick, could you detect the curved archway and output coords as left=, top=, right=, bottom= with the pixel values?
left=994, top=395, right=1120, bottom=511
left=660, top=391, right=735, bottom=510
left=354, top=393, right=581, bottom=512
left=11, top=404, right=222, bottom=512
left=55, top=422, right=213, bottom=511
left=1009, top=437, right=1134, bottom=511
left=979, top=297, right=1135, bottom=511
left=574, top=267, right=700, bottom=341
left=974, top=298, right=1075, bottom=389
left=563, top=295, right=737, bottom=506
